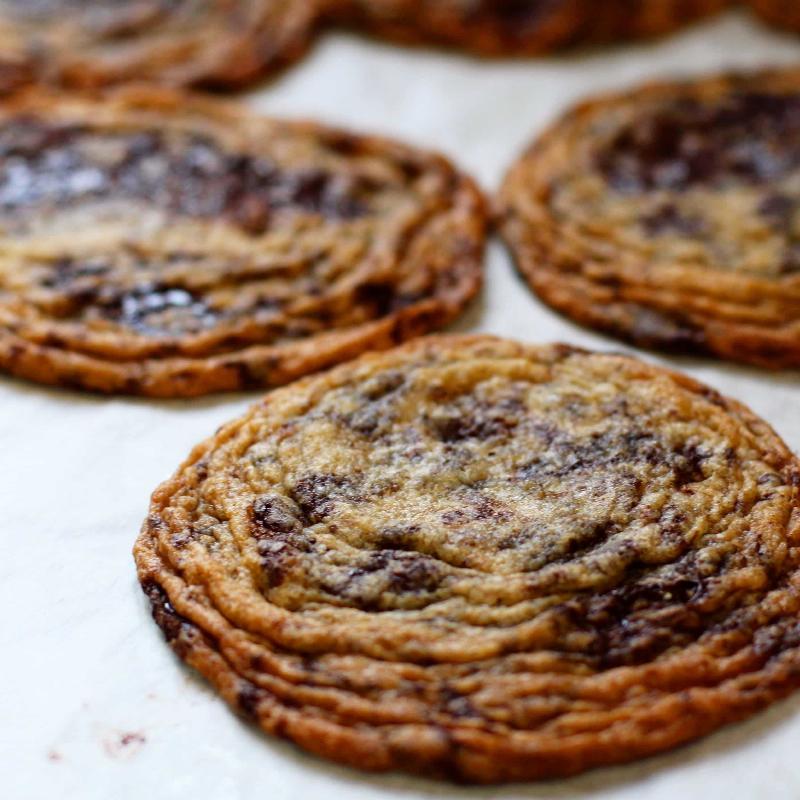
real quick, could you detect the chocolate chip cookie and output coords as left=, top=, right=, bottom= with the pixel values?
left=500, top=68, right=800, bottom=369
left=0, top=0, right=319, bottom=92
left=0, top=87, right=485, bottom=397
left=325, top=1, right=729, bottom=57
left=135, top=334, right=800, bottom=783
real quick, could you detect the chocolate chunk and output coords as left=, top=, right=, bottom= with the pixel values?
left=671, top=443, right=709, bottom=487
left=252, top=496, right=313, bottom=589
left=324, top=550, right=442, bottom=610
left=377, top=524, right=421, bottom=551
left=353, top=283, right=398, bottom=318
left=640, top=203, right=705, bottom=237
left=237, top=683, right=264, bottom=720
left=429, top=399, right=522, bottom=443
left=251, top=494, right=302, bottom=536
left=142, top=579, right=192, bottom=647
left=758, top=192, right=796, bottom=223
left=599, top=92, right=800, bottom=193
left=97, top=284, right=218, bottom=335
left=291, top=474, right=362, bottom=522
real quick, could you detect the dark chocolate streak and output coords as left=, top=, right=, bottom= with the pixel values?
left=465, top=0, right=562, bottom=29
left=0, top=118, right=369, bottom=232
left=142, top=578, right=193, bottom=651
left=599, top=92, right=800, bottom=193
left=36, top=255, right=226, bottom=334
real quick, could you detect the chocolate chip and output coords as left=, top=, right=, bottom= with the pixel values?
left=237, top=683, right=264, bottom=720
left=429, top=401, right=521, bottom=443
left=671, top=443, right=709, bottom=487
left=353, top=283, right=398, bottom=317
left=251, top=494, right=302, bottom=536
left=142, top=580, right=191, bottom=646
left=758, top=192, right=795, bottom=222
left=376, top=524, right=421, bottom=550
left=640, top=203, right=705, bottom=237
left=384, top=555, right=442, bottom=595
left=291, top=474, right=362, bottom=522
left=438, top=685, right=480, bottom=719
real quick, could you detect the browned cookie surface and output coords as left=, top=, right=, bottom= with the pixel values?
left=590, top=0, right=731, bottom=42
left=0, top=87, right=484, bottom=396
left=135, top=335, right=800, bottom=783
left=749, top=1, right=800, bottom=32
left=0, top=0, right=319, bottom=91
left=325, top=0, right=587, bottom=55
left=324, top=0, right=729, bottom=57
left=500, top=68, right=800, bottom=369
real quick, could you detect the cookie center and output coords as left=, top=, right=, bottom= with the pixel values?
left=0, top=118, right=368, bottom=234
left=245, top=362, right=741, bottom=615
left=550, top=90, right=800, bottom=276
left=0, top=117, right=398, bottom=340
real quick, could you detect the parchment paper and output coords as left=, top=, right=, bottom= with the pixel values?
left=3, top=9, right=800, bottom=799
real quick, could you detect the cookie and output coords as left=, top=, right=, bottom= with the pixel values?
left=0, top=0, right=319, bottom=92
left=135, top=334, right=800, bottom=783
left=500, top=68, right=800, bottom=369
left=0, top=87, right=485, bottom=397
left=325, top=1, right=729, bottom=57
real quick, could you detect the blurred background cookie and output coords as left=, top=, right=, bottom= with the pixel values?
left=0, top=87, right=485, bottom=396
left=0, top=0, right=321, bottom=92
left=500, top=67, right=800, bottom=369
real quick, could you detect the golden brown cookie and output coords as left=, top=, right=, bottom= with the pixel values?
left=500, top=68, right=800, bottom=369
left=0, top=0, right=319, bottom=92
left=0, top=87, right=485, bottom=397
left=325, top=0, right=730, bottom=57
left=135, top=334, right=800, bottom=783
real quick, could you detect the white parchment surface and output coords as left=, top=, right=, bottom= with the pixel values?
left=3, top=9, right=800, bottom=799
